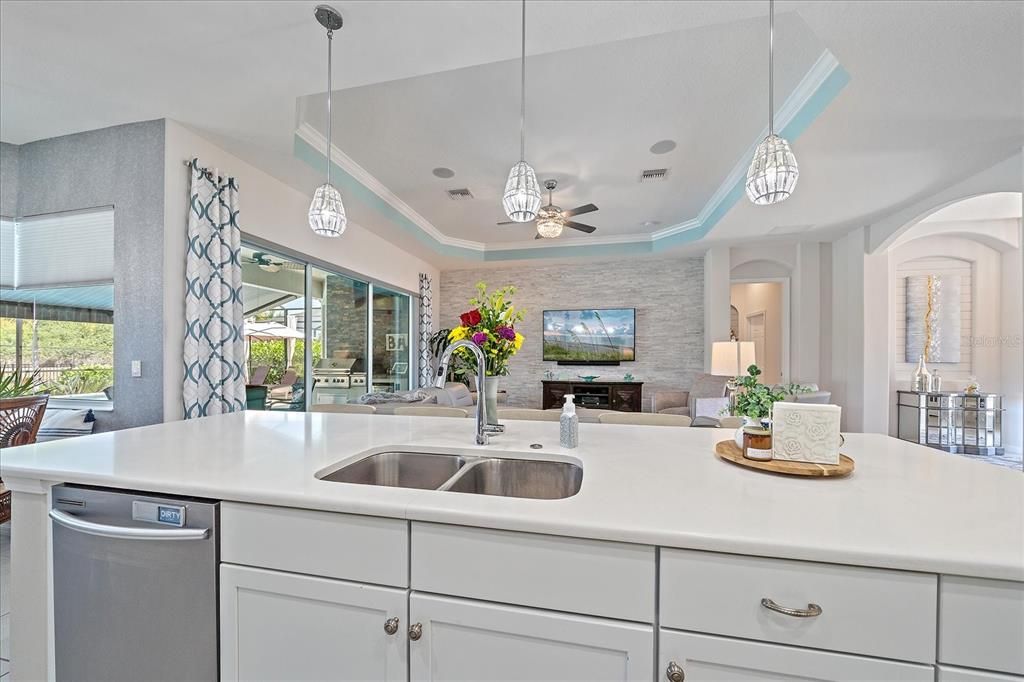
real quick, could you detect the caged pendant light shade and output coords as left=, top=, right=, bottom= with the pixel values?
left=501, top=0, right=541, bottom=223
left=309, top=5, right=347, bottom=237
left=745, top=0, right=799, bottom=205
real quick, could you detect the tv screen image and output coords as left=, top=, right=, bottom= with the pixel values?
left=542, top=308, right=635, bottom=362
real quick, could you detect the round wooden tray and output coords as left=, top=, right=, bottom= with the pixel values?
left=715, top=440, right=854, bottom=478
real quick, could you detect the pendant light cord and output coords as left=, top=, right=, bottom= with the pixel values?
left=768, top=0, right=774, bottom=136
left=326, top=28, right=334, bottom=185
left=519, top=0, right=527, bottom=161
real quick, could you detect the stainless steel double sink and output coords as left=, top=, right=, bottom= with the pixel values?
left=317, top=450, right=582, bottom=500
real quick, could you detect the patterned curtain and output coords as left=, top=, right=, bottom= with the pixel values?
left=183, top=159, right=246, bottom=418
left=418, top=273, right=433, bottom=388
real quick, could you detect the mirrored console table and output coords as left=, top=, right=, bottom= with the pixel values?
left=896, top=390, right=1004, bottom=455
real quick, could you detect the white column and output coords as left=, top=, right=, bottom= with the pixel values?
left=6, top=477, right=56, bottom=681
left=793, top=242, right=821, bottom=385
left=703, top=245, right=731, bottom=372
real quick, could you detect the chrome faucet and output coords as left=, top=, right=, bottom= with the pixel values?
left=434, top=340, right=504, bottom=445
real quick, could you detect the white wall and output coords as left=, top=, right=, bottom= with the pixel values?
left=731, top=282, right=784, bottom=384
left=162, top=119, right=440, bottom=421
left=1001, top=228, right=1023, bottom=454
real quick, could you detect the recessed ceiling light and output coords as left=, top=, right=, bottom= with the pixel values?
left=649, top=139, right=677, bottom=155
left=432, top=167, right=455, bottom=179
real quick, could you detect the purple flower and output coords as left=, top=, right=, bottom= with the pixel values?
left=495, top=326, right=516, bottom=341
left=472, top=331, right=488, bottom=346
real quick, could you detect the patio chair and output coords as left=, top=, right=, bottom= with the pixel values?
left=0, top=395, right=50, bottom=524
left=249, top=365, right=270, bottom=385
left=268, top=369, right=298, bottom=401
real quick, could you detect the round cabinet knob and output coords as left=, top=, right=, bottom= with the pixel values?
left=384, top=617, right=399, bottom=635
left=408, top=622, right=423, bottom=641
left=666, top=661, right=685, bottom=682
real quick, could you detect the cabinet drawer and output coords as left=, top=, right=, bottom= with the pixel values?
left=659, top=629, right=934, bottom=682
left=939, top=576, right=1024, bottom=675
left=660, top=548, right=936, bottom=663
left=411, top=522, right=654, bottom=622
left=222, top=502, right=408, bottom=587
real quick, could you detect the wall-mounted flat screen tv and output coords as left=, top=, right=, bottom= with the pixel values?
left=542, top=308, right=636, bottom=364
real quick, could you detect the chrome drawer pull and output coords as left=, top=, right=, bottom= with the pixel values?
left=666, top=661, right=685, bottom=681
left=761, top=598, right=822, bottom=617
left=384, top=617, right=399, bottom=635
left=408, top=622, right=423, bottom=641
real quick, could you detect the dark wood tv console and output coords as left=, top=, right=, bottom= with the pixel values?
left=542, top=380, right=644, bottom=412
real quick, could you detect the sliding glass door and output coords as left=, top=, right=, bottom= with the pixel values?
left=371, top=285, right=412, bottom=393
left=240, top=239, right=413, bottom=410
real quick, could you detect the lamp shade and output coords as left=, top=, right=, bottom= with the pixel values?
left=308, top=183, right=347, bottom=237
left=711, top=341, right=756, bottom=377
left=745, top=134, right=799, bottom=205
left=502, top=160, right=542, bottom=222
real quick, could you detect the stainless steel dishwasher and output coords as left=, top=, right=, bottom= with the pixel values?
left=50, top=484, right=219, bottom=681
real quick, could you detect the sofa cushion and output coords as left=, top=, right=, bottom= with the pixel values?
left=37, top=409, right=96, bottom=442
left=658, top=406, right=691, bottom=416
left=445, top=383, right=475, bottom=408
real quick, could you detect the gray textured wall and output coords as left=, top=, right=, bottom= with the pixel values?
left=11, top=120, right=166, bottom=431
left=0, top=142, right=18, bottom=217
left=439, top=256, right=705, bottom=410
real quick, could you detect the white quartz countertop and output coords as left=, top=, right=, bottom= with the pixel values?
left=3, top=412, right=1022, bottom=581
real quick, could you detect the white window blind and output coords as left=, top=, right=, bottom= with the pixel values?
left=0, top=219, right=15, bottom=287
left=12, top=207, right=114, bottom=288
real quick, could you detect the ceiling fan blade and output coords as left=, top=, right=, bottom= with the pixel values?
left=563, top=203, right=598, bottom=218
left=535, top=233, right=543, bottom=240
left=564, top=220, right=597, bottom=233
left=497, top=220, right=535, bottom=226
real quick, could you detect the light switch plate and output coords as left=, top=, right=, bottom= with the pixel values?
left=131, top=360, right=142, bottom=377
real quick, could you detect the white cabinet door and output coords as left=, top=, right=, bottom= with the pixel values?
left=221, top=564, right=407, bottom=682
left=938, top=665, right=1024, bottom=682
left=409, top=593, right=653, bottom=681
left=659, top=630, right=933, bottom=682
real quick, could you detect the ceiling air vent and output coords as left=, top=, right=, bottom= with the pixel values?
left=639, top=168, right=670, bottom=183
left=446, top=188, right=474, bottom=200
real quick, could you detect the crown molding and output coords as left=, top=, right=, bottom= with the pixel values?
left=295, top=48, right=845, bottom=261
left=296, top=122, right=485, bottom=252
left=652, top=49, right=841, bottom=241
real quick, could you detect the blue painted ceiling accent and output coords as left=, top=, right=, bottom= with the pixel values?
left=294, top=55, right=849, bottom=263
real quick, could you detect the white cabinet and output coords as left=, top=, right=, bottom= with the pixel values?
left=659, top=630, right=934, bottom=682
left=409, top=592, right=654, bottom=681
left=938, top=666, right=1024, bottom=682
left=220, top=564, right=407, bottom=682
left=939, top=576, right=1024, bottom=675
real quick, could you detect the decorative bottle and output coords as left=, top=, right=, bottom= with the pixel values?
left=560, top=394, right=579, bottom=449
left=913, top=355, right=932, bottom=393
left=932, top=370, right=942, bottom=393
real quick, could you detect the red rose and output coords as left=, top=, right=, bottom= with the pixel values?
left=460, top=309, right=482, bottom=326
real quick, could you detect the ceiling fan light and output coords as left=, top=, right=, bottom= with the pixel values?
left=502, top=160, right=542, bottom=222
left=535, top=206, right=564, bottom=238
left=745, top=134, right=799, bottom=205
left=308, top=183, right=348, bottom=237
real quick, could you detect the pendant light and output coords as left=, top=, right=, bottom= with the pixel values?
left=308, top=5, right=348, bottom=237
left=501, top=0, right=542, bottom=223
left=745, top=0, right=799, bottom=205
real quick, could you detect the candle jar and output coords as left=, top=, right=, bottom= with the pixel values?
left=743, top=427, right=773, bottom=461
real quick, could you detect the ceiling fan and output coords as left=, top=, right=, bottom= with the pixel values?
left=497, top=179, right=599, bottom=239
left=244, top=252, right=301, bottom=273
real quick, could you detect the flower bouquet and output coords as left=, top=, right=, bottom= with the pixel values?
left=448, top=282, right=524, bottom=377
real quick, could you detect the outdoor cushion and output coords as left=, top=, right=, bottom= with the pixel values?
left=37, top=409, right=96, bottom=442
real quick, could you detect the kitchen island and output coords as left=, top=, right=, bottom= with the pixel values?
left=3, top=411, right=1023, bottom=681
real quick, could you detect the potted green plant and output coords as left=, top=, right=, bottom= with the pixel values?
left=731, top=365, right=785, bottom=448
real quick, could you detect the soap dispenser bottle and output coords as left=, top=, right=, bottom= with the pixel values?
left=560, top=394, right=579, bottom=448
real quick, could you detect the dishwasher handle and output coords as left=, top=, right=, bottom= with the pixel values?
left=49, top=509, right=210, bottom=541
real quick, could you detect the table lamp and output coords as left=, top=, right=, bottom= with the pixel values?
left=711, top=341, right=756, bottom=412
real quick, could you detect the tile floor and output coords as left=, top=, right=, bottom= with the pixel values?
left=1, top=522, right=10, bottom=678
